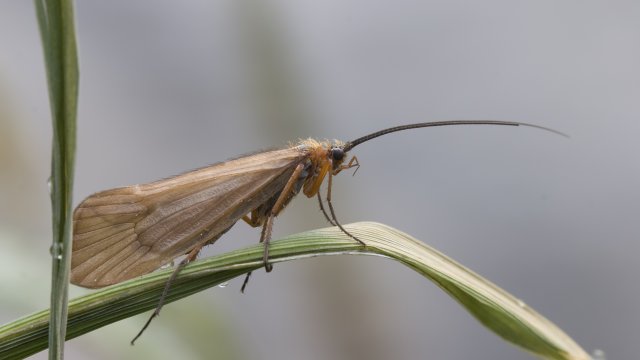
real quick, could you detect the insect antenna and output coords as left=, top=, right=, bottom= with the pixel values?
left=342, top=120, right=568, bottom=151
left=330, top=120, right=566, bottom=247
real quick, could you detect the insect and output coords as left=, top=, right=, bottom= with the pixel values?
left=70, top=120, right=564, bottom=342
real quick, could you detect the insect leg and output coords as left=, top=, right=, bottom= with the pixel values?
left=241, top=162, right=306, bottom=292
left=346, top=156, right=360, bottom=176
left=334, top=155, right=360, bottom=175
left=317, top=191, right=336, bottom=226
left=326, top=170, right=366, bottom=246
left=241, top=221, right=271, bottom=292
left=131, top=243, right=205, bottom=345
left=261, top=162, right=306, bottom=270
left=241, top=270, right=252, bottom=293
left=303, top=160, right=330, bottom=197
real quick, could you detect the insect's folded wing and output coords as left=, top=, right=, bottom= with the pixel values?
left=71, top=178, right=264, bottom=288
left=71, top=189, right=151, bottom=288
left=71, top=148, right=307, bottom=288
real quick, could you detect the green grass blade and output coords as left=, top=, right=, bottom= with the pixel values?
left=0, top=222, right=588, bottom=360
left=34, top=0, right=79, bottom=359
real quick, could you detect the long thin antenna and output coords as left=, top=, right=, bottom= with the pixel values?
left=342, top=120, right=567, bottom=152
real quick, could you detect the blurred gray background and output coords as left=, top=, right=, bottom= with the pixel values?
left=1, top=1, right=638, bottom=359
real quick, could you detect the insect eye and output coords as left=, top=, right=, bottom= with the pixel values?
left=331, top=148, right=345, bottom=162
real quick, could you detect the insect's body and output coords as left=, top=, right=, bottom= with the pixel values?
left=69, top=120, right=565, bottom=342
left=71, top=140, right=346, bottom=288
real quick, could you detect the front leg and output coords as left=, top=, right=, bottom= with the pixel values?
left=334, top=155, right=360, bottom=175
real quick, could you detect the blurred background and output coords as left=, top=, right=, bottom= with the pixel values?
left=1, top=1, right=638, bottom=359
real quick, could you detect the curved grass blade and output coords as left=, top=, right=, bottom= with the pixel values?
left=0, top=222, right=588, bottom=360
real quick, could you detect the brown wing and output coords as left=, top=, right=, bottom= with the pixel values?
left=71, top=148, right=307, bottom=288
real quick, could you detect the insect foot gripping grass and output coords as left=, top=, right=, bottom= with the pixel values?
left=69, top=120, right=566, bottom=343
